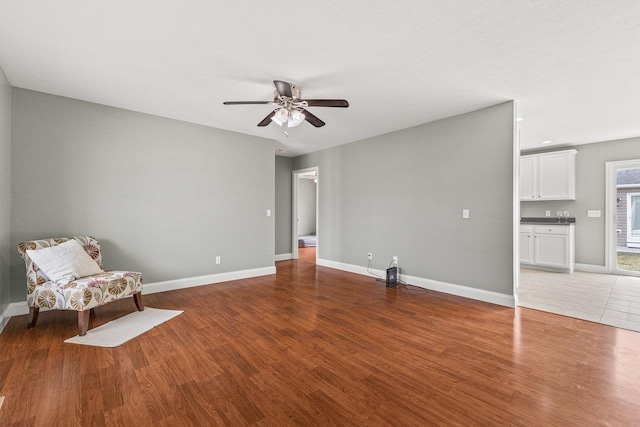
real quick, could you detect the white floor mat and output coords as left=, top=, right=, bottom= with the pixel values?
left=64, top=307, right=183, bottom=347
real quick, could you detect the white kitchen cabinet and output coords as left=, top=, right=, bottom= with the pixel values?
left=520, top=157, right=536, bottom=200
left=519, top=225, right=534, bottom=264
left=520, top=149, right=576, bottom=201
left=520, top=224, right=575, bottom=273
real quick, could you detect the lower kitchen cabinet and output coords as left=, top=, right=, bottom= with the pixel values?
left=520, top=224, right=575, bottom=273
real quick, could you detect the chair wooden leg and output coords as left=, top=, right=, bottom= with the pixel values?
left=78, top=310, right=90, bottom=336
left=133, top=292, right=144, bottom=311
left=27, top=307, right=39, bottom=329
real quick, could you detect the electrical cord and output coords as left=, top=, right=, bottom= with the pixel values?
left=398, top=281, right=429, bottom=294
left=387, top=257, right=429, bottom=294
left=367, top=257, right=428, bottom=294
left=366, top=259, right=383, bottom=280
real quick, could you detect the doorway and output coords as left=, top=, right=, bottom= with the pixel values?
left=292, top=167, right=319, bottom=263
left=606, top=160, right=640, bottom=276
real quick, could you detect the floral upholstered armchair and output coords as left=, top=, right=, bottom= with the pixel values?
left=18, top=236, right=143, bottom=336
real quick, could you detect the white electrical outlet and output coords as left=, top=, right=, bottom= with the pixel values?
left=462, top=209, right=470, bottom=219
left=367, top=253, right=372, bottom=261
left=587, top=210, right=601, bottom=218
left=216, top=256, right=221, bottom=264
left=266, top=209, right=272, bottom=217
left=392, top=256, right=398, bottom=264
left=545, top=210, right=551, bottom=217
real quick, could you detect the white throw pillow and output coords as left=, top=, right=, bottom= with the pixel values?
left=26, top=239, right=104, bottom=285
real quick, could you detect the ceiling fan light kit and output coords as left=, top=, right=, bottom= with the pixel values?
left=271, top=107, right=305, bottom=128
left=224, top=80, right=349, bottom=129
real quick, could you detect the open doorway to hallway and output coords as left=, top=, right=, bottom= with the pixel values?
left=292, top=167, right=318, bottom=264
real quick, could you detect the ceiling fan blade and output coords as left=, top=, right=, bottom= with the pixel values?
left=301, top=109, right=326, bottom=127
left=223, top=101, right=271, bottom=105
left=274, top=80, right=293, bottom=98
left=257, top=110, right=276, bottom=127
left=304, top=99, right=349, bottom=108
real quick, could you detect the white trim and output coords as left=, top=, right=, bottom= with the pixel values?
left=0, top=266, right=277, bottom=334
left=275, top=253, right=293, bottom=261
left=617, top=184, right=640, bottom=189
left=143, top=266, right=276, bottom=295
left=1, top=301, right=39, bottom=329
left=317, top=258, right=516, bottom=308
left=0, top=304, right=13, bottom=334
left=317, top=258, right=378, bottom=277
left=292, top=166, right=319, bottom=262
left=627, top=192, right=640, bottom=245
left=575, top=263, right=609, bottom=274
left=606, top=159, right=640, bottom=274
left=513, top=104, right=520, bottom=304
left=606, top=162, right=614, bottom=272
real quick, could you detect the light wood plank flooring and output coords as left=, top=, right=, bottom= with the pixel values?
left=1, top=260, right=640, bottom=425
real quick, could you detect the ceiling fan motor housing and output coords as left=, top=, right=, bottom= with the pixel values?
left=274, top=85, right=301, bottom=101
left=225, top=80, right=346, bottom=128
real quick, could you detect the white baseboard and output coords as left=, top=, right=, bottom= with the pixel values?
left=0, top=305, right=10, bottom=334
left=142, top=266, right=276, bottom=295
left=275, top=253, right=293, bottom=262
left=1, top=301, right=34, bottom=332
left=575, top=263, right=609, bottom=274
left=0, top=266, right=277, bottom=333
left=316, top=258, right=516, bottom=308
left=316, top=258, right=381, bottom=277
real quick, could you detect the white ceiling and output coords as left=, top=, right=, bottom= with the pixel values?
left=1, top=1, right=639, bottom=157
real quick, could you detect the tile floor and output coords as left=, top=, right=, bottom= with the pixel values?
left=518, top=268, right=640, bottom=332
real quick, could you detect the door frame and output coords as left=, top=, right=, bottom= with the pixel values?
left=627, top=192, right=640, bottom=247
left=292, top=166, right=319, bottom=261
left=605, top=159, right=640, bottom=276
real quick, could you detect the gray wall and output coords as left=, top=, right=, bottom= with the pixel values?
left=0, top=66, right=10, bottom=314
left=297, top=178, right=317, bottom=236
left=521, top=137, right=640, bottom=266
left=293, top=102, right=515, bottom=295
left=10, top=89, right=275, bottom=302
left=275, top=155, right=292, bottom=255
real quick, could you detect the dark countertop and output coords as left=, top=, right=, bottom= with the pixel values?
left=520, top=217, right=575, bottom=225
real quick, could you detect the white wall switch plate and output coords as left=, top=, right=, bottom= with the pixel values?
left=545, top=210, right=551, bottom=217
left=462, top=209, right=470, bottom=219
left=215, top=256, right=221, bottom=264
left=587, top=210, right=601, bottom=218
left=266, top=209, right=272, bottom=217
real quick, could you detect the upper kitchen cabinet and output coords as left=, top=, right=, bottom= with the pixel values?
left=520, top=149, right=577, bottom=201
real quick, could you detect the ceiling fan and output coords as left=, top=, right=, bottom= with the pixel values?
left=223, top=80, right=349, bottom=128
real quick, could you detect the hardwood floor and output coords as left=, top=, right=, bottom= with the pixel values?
left=298, top=247, right=316, bottom=263
left=1, top=260, right=640, bottom=426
